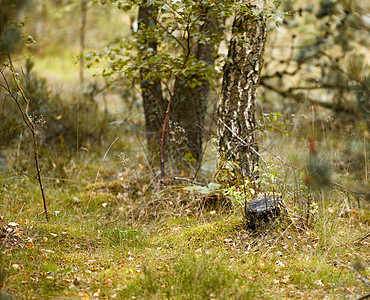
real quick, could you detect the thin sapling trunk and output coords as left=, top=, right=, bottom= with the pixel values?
left=0, top=62, right=49, bottom=221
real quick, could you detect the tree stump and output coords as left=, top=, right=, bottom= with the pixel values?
left=246, top=193, right=284, bottom=230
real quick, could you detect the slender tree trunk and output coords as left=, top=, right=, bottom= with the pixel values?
left=79, top=0, right=87, bottom=85
left=138, top=3, right=165, bottom=165
left=35, top=0, right=45, bottom=37
left=172, top=8, right=222, bottom=166
left=217, top=1, right=267, bottom=180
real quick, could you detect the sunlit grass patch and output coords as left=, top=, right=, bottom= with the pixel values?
left=103, top=226, right=150, bottom=250
left=182, top=217, right=244, bottom=249
left=118, top=251, right=261, bottom=300
left=1, top=159, right=369, bottom=299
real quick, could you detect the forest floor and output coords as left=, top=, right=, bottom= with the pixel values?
left=1, top=1, right=369, bottom=298
left=1, top=172, right=369, bottom=299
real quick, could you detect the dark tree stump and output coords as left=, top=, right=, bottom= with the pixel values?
left=246, top=194, right=284, bottom=230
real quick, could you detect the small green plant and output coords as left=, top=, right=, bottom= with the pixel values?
left=43, top=263, right=72, bottom=284
left=258, top=112, right=292, bottom=137
left=185, top=162, right=281, bottom=211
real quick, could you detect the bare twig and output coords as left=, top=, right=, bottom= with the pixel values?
left=356, top=292, right=370, bottom=300
left=34, top=255, right=44, bottom=300
left=327, top=260, right=370, bottom=287
left=218, top=118, right=268, bottom=167
left=173, top=177, right=205, bottom=186
left=94, top=137, right=119, bottom=184
left=160, top=37, right=192, bottom=179
left=1, top=61, right=49, bottom=221
left=260, top=80, right=357, bottom=115
left=353, top=231, right=370, bottom=244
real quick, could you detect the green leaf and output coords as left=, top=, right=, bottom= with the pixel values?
left=207, top=183, right=221, bottom=193
left=184, top=185, right=210, bottom=194
left=44, top=263, right=58, bottom=273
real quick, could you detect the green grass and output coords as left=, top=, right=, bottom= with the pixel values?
left=1, top=172, right=369, bottom=299
left=118, top=252, right=261, bottom=300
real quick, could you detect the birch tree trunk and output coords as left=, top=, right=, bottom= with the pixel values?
left=217, top=1, right=267, bottom=180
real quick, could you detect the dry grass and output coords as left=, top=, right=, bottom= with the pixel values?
left=1, top=163, right=369, bottom=299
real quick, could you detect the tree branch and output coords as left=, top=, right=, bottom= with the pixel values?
left=260, top=80, right=357, bottom=115
left=327, top=260, right=370, bottom=287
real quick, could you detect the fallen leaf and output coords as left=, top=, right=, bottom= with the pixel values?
left=82, top=293, right=90, bottom=300
left=276, top=260, right=285, bottom=267
left=314, top=279, right=324, bottom=286
left=8, top=222, right=19, bottom=227
left=281, top=276, right=290, bottom=283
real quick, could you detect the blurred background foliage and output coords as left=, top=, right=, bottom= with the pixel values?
left=0, top=0, right=369, bottom=194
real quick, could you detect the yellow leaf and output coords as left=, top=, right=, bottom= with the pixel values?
left=28, top=242, right=35, bottom=249
left=93, top=289, right=101, bottom=297
left=82, top=293, right=90, bottom=300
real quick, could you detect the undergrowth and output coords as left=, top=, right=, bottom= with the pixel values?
left=1, top=164, right=369, bottom=299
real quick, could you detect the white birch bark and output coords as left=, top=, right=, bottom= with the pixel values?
left=217, top=0, right=267, bottom=180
